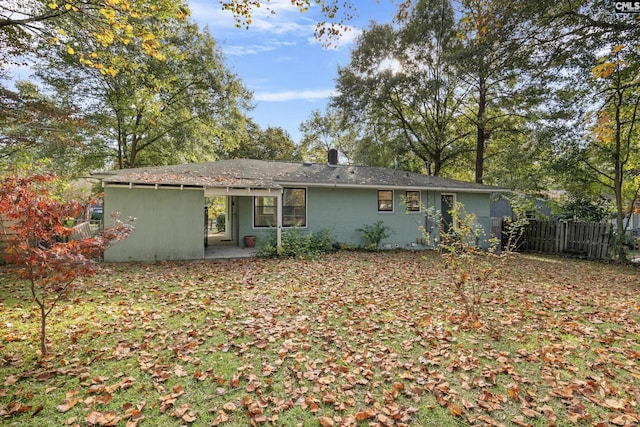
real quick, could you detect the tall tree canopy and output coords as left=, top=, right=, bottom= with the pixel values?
left=1, top=0, right=189, bottom=72
left=453, top=0, right=542, bottom=183
left=225, top=121, right=299, bottom=161
left=332, top=0, right=543, bottom=180
left=34, top=18, right=251, bottom=169
left=334, top=0, right=470, bottom=176
left=527, top=0, right=640, bottom=259
left=298, top=108, right=358, bottom=164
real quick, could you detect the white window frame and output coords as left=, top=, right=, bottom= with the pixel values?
left=282, top=188, right=307, bottom=228
left=378, top=190, right=394, bottom=213
left=405, top=190, right=421, bottom=213
left=253, top=196, right=277, bottom=228
left=253, top=188, right=308, bottom=229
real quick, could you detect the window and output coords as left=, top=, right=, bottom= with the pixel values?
left=406, top=191, right=420, bottom=212
left=378, top=190, right=393, bottom=212
left=283, top=188, right=306, bottom=227
left=254, top=196, right=277, bottom=227
left=254, top=189, right=307, bottom=228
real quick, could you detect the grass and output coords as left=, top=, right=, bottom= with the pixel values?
left=0, top=251, right=639, bottom=426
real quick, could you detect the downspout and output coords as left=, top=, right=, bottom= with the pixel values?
left=277, top=189, right=283, bottom=248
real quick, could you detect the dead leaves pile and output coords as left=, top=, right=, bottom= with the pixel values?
left=1, top=251, right=639, bottom=426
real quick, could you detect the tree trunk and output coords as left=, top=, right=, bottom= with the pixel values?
left=613, top=82, right=627, bottom=262
left=40, top=303, right=47, bottom=355
left=433, top=149, right=442, bottom=176
left=475, top=76, right=487, bottom=184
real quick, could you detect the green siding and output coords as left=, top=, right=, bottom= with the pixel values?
left=236, top=187, right=491, bottom=249
left=104, top=185, right=494, bottom=259
left=308, top=187, right=425, bottom=248
left=104, top=186, right=204, bottom=262
left=455, top=192, right=492, bottom=248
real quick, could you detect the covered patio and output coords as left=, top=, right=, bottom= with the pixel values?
left=205, top=233, right=258, bottom=259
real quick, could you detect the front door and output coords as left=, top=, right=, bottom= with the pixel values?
left=441, top=194, right=455, bottom=234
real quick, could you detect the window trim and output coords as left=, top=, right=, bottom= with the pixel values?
left=405, top=190, right=421, bottom=213
left=253, top=188, right=308, bottom=229
left=282, top=187, right=307, bottom=228
left=378, top=190, right=394, bottom=212
left=253, top=195, right=277, bottom=228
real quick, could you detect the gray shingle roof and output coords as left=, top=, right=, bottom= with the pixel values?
left=96, top=159, right=508, bottom=193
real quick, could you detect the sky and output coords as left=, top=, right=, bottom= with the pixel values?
left=188, top=0, right=398, bottom=143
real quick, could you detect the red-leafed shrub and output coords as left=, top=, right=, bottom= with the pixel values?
left=0, top=174, right=133, bottom=355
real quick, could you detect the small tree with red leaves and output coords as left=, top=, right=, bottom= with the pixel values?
left=0, top=174, right=133, bottom=356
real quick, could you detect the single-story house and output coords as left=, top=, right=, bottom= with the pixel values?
left=95, top=152, right=508, bottom=262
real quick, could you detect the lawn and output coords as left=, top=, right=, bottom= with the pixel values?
left=1, top=251, right=639, bottom=426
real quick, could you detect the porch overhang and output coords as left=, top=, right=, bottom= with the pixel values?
left=204, top=186, right=281, bottom=198
left=204, top=185, right=283, bottom=248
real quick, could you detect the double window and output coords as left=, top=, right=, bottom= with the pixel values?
left=254, top=188, right=306, bottom=228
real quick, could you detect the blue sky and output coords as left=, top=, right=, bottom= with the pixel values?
left=189, top=0, right=397, bottom=143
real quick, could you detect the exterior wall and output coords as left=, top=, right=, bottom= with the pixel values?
left=104, top=186, right=205, bottom=262
left=236, top=187, right=492, bottom=250
left=455, top=192, right=492, bottom=249
left=308, top=187, right=426, bottom=248
left=237, top=196, right=267, bottom=247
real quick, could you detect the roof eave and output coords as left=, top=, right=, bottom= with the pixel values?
left=275, top=181, right=509, bottom=193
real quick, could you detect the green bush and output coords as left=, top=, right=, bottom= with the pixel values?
left=356, top=220, right=393, bottom=250
left=216, top=213, right=226, bottom=233
left=257, top=227, right=334, bottom=259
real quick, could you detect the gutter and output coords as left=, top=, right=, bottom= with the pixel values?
left=275, top=181, right=510, bottom=194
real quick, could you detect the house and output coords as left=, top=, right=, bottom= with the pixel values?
left=95, top=151, right=508, bottom=262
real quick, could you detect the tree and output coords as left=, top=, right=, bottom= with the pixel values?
left=1, top=0, right=189, bottom=74
left=528, top=1, right=640, bottom=260
left=0, top=174, right=133, bottom=355
left=453, top=0, right=542, bottom=184
left=226, top=121, right=299, bottom=161
left=37, top=19, right=251, bottom=169
left=581, top=45, right=640, bottom=260
left=333, top=0, right=471, bottom=176
left=0, top=81, right=104, bottom=177
left=298, top=108, right=357, bottom=164
left=219, top=0, right=359, bottom=44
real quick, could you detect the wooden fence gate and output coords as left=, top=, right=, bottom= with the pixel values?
left=522, top=220, right=612, bottom=260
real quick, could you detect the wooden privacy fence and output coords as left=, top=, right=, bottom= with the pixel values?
left=522, top=220, right=612, bottom=260
left=0, top=219, right=16, bottom=264
left=1, top=220, right=95, bottom=264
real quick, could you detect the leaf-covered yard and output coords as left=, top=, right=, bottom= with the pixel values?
left=1, top=251, right=639, bottom=426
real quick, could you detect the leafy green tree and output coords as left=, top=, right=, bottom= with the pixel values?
left=581, top=45, right=640, bottom=259
left=1, top=0, right=189, bottom=74
left=298, top=108, right=357, bottom=164
left=227, top=122, right=299, bottom=161
left=0, top=81, right=103, bottom=176
left=37, top=19, right=251, bottom=169
left=528, top=1, right=640, bottom=259
left=334, top=0, right=471, bottom=176
left=453, top=0, right=543, bottom=184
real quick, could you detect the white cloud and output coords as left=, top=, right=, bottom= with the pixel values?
left=254, top=88, right=337, bottom=102
left=190, top=0, right=316, bottom=36
left=221, top=40, right=296, bottom=56
left=190, top=0, right=360, bottom=54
